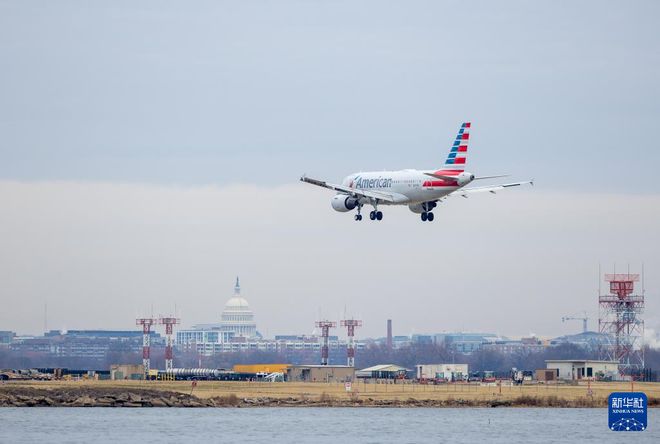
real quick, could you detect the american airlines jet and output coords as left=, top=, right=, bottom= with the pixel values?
left=301, top=122, right=532, bottom=221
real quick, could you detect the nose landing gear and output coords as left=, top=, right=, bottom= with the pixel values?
left=421, top=212, right=435, bottom=222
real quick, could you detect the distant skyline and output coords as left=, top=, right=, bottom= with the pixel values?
left=1, top=2, right=659, bottom=339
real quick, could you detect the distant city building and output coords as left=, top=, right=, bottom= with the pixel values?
left=483, top=338, right=545, bottom=354
left=10, top=330, right=162, bottom=359
left=0, top=331, right=15, bottom=348
left=392, top=335, right=412, bottom=348
left=549, top=331, right=611, bottom=350
left=411, top=334, right=434, bottom=345
left=173, top=279, right=363, bottom=362
left=434, top=332, right=502, bottom=353
left=177, top=277, right=259, bottom=350
left=220, top=277, right=258, bottom=339
left=44, top=330, right=157, bottom=341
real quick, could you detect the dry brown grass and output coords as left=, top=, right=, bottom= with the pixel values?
left=5, top=379, right=659, bottom=405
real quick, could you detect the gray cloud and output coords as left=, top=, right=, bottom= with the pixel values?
left=1, top=180, right=658, bottom=338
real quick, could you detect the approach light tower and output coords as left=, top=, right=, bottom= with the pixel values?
left=599, top=272, right=645, bottom=374
left=136, top=317, right=157, bottom=377
left=159, top=316, right=180, bottom=371
left=315, top=320, right=337, bottom=365
left=340, top=319, right=362, bottom=367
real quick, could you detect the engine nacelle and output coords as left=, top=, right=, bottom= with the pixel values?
left=408, top=201, right=437, bottom=214
left=456, top=172, right=475, bottom=186
left=331, top=194, right=359, bottom=212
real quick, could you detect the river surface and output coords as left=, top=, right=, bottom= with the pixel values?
left=1, top=407, right=658, bottom=443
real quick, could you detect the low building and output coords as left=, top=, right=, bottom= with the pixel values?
left=110, top=364, right=144, bottom=380
left=416, top=364, right=468, bottom=381
left=233, top=363, right=290, bottom=374
left=287, top=365, right=354, bottom=383
left=545, top=360, right=620, bottom=381
left=356, top=364, right=409, bottom=380
left=535, top=369, right=557, bottom=382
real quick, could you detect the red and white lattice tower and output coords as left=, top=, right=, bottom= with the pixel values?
left=599, top=273, right=645, bottom=374
left=315, top=320, right=336, bottom=366
left=340, top=319, right=362, bottom=367
left=158, top=316, right=180, bottom=371
left=136, top=318, right=157, bottom=377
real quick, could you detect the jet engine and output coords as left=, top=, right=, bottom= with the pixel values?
left=408, top=201, right=437, bottom=214
left=331, top=194, right=359, bottom=212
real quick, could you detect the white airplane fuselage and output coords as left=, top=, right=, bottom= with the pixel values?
left=332, top=169, right=475, bottom=212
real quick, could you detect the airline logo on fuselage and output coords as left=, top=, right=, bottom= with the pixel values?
left=351, top=175, right=393, bottom=189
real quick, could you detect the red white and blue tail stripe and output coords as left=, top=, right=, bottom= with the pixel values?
left=442, top=122, right=470, bottom=171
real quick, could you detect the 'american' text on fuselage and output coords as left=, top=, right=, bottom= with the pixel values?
left=352, top=176, right=393, bottom=189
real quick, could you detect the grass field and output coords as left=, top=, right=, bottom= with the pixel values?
left=6, top=379, right=659, bottom=404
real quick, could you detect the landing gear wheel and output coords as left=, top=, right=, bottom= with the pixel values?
left=354, top=214, right=362, bottom=221
left=369, top=211, right=376, bottom=221
left=421, top=212, right=428, bottom=222
left=376, top=211, right=383, bottom=221
left=427, top=212, right=434, bottom=222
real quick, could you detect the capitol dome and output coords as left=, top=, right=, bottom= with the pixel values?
left=220, top=277, right=257, bottom=339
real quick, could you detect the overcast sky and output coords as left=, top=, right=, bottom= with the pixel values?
left=1, top=1, right=658, bottom=339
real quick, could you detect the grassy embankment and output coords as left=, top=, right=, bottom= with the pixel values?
left=4, top=379, right=659, bottom=406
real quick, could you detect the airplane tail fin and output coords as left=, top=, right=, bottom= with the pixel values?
left=440, top=122, right=470, bottom=172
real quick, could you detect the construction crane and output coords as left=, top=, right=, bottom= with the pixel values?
left=562, top=312, right=589, bottom=333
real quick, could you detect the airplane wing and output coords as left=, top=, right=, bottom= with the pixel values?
left=449, top=180, right=534, bottom=198
left=300, top=175, right=396, bottom=203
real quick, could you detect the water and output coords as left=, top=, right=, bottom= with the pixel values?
left=1, top=407, right=658, bottom=443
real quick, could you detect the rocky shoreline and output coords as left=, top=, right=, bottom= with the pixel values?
left=0, top=386, right=657, bottom=408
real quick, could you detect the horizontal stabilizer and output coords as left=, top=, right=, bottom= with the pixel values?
left=473, top=174, right=509, bottom=180
left=450, top=180, right=534, bottom=198
left=424, top=172, right=459, bottom=181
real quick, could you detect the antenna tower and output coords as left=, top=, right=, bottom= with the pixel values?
left=340, top=319, right=362, bottom=367
left=599, top=272, right=645, bottom=374
left=315, top=320, right=336, bottom=365
left=158, top=316, right=180, bottom=371
left=136, top=317, right=157, bottom=377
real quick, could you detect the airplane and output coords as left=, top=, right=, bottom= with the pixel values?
left=300, top=122, right=533, bottom=222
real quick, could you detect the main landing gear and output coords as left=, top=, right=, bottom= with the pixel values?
left=354, top=206, right=382, bottom=222
left=420, top=201, right=436, bottom=222
left=369, top=210, right=383, bottom=221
